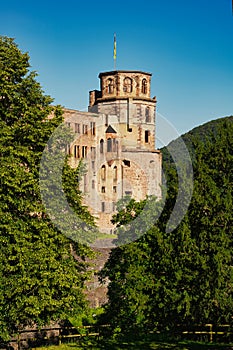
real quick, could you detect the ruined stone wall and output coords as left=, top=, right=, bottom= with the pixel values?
left=62, top=70, right=161, bottom=234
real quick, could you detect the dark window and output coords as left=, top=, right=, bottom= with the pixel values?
left=113, top=186, right=117, bottom=193
left=92, top=180, right=95, bottom=189
left=107, top=138, right=112, bottom=152
left=107, top=78, right=114, bottom=94
left=74, top=145, right=80, bottom=158
left=123, top=159, right=130, bottom=167
left=75, top=123, right=80, bottom=133
left=101, top=202, right=105, bottom=212
left=90, top=122, right=96, bottom=135
left=123, top=77, right=133, bottom=93
left=83, top=124, right=88, bottom=134
left=82, top=146, right=87, bottom=157
left=112, top=202, right=116, bottom=211
left=145, top=130, right=150, bottom=143
left=142, top=79, right=147, bottom=94
left=100, top=139, right=104, bottom=153
left=101, top=186, right=105, bottom=193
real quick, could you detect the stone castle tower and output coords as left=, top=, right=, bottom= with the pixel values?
left=63, top=70, right=162, bottom=233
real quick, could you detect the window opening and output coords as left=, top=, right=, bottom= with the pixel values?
left=145, top=107, right=150, bottom=122
left=74, top=145, right=80, bottom=158
left=145, top=130, right=149, bottom=143
left=107, top=78, right=114, bottom=94
left=123, top=77, right=133, bottom=93
left=100, top=139, right=104, bottom=153
left=90, top=122, right=96, bottom=135
left=113, top=166, right=117, bottom=181
left=142, top=78, right=147, bottom=94
left=101, top=165, right=106, bottom=180
left=75, top=123, right=80, bottom=133
left=107, top=138, right=112, bottom=152
left=82, top=146, right=87, bottom=158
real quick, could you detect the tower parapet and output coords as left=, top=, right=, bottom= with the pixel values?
left=88, top=70, right=157, bottom=149
left=89, top=70, right=156, bottom=107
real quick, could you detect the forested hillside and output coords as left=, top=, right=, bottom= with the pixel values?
left=161, top=115, right=233, bottom=164
left=101, top=115, right=233, bottom=335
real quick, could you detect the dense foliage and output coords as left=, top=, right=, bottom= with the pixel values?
left=0, top=36, right=95, bottom=340
left=100, top=117, right=233, bottom=335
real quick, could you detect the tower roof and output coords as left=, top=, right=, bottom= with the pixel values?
left=99, top=70, right=152, bottom=78
left=105, top=125, right=117, bottom=133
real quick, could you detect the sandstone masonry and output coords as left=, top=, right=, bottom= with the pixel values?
left=63, top=70, right=162, bottom=233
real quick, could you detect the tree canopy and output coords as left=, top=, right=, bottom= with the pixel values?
left=100, top=116, right=233, bottom=335
left=0, top=36, right=95, bottom=340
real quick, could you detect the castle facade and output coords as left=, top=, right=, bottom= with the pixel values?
left=63, top=70, right=162, bottom=233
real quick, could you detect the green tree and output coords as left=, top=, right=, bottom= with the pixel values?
left=100, top=117, right=233, bottom=335
left=0, top=36, right=95, bottom=340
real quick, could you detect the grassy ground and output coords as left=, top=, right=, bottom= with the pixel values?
left=35, top=337, right=233, bottom=350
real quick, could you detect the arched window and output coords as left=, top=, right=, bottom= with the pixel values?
left=123, top=77, right=133, bottom=93
left=101, top=165, right=106, bottom=180
left=145, top=107, right=151, bottom=122
left=107, top=138, right=112, bottom=152
left=142, top=79, right=147, bottom=94
left=107, top=78, right=114, bottom=94
left=100, top=139, right=104, bottom=153
left=113, top=166, right=117, bottom=181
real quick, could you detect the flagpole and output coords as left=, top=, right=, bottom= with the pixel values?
left=113, top=33, right=116, bottom=70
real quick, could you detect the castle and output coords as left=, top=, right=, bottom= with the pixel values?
left=63, top=70, right=162, bottom=233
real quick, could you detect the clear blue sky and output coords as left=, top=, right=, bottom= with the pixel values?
left=1, top=0, right=233, bottom=144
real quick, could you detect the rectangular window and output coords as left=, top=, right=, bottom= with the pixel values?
left=101, top=202, right=105, bottom=212
left=113, top=186, right=117, bottom=193
left=82, top=146, right=87, bottom=158
left=92, top=161, right=95, bottom=170
left=92, top=180, right=95, bottom=189
left=74, top=145, right=80, bottom=158
left=101, top=186, right=105, bottom=193
left=112, top=202, right=116, bottom=212
left=90, top=122, right=96, bottom=135
left=145, top=130, right=150, bottom=143
left=75, top=123, right=80, bottom=133
left=83, top=124, right=88, bottom=134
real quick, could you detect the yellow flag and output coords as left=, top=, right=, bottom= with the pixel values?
left=113, top=34, right=116, bottom=60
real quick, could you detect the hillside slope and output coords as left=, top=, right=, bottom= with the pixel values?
left=161, top=115, right=233, bottom=164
